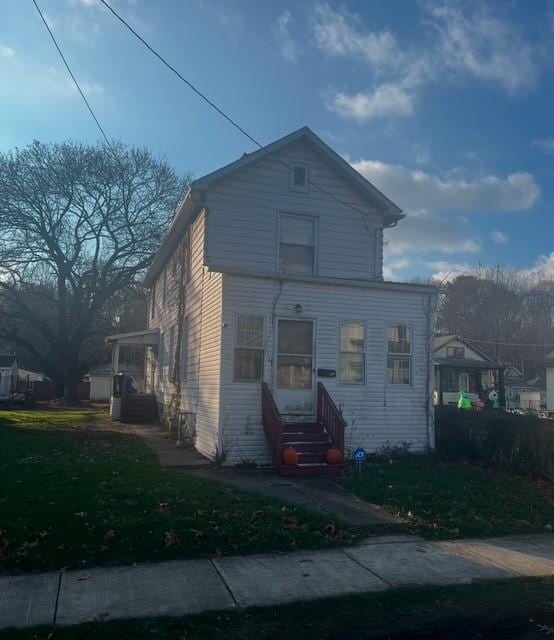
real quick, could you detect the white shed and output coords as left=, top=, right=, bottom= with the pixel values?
left=0, top=355, right=18, bottom=402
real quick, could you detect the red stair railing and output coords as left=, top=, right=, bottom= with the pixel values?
left=317, top=382, right=346, bottom=455
left=261, top=382, right=284, bottom=469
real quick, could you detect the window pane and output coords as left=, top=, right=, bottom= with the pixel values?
left=277, top=355, right=312, bottom=389
left=293, top=166, right=306, bottom=186
left=180, top=319, right=189, bottom=382
left=280, top=215, right=314, bottom=246
left=278, top=320, right=313, bottom=355
left=236, top=316, right=263, bottom=348
left=387, top=356, right=410, bottom=384
left=388, top=325, right=411, bottom=354
left=234, top=348, right=263, bottom=381
left=340, top=323, right=364, bottom=353
left=280, top=244, right=314, bottom=274
left=340, top=353, right=365, bottom=383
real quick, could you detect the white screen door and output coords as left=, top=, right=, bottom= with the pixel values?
left=275, top=318, right=315, bottom=416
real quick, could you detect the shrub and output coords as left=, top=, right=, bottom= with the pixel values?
left=435, top=407, right=554, bottom=478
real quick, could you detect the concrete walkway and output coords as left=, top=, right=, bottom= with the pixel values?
left=128, top=423, right=397, bottom=526
left=189, top=468, right=397, bottom=526
left=2, top=534, right=554, bottom=631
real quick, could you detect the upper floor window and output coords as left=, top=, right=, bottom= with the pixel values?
left=162, top=268, right=168, bottom=305
left=279, top=214, right=316, bottom=275
left=387, top=325, right=411, bottom=385
left=446, top=346, right=465, bottom=359
left=289, top=164, right=309, bottom=192
left=234, top=315, right=264, bottom=382
left=150, top=283, right=156, bottom=319
left=339, top=322, right=365, bottom=384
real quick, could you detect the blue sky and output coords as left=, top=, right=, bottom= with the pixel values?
left=1, top=0, right=553, bottom=281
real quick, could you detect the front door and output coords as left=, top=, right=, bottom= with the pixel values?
left=274, top=318, right=315, bottom=417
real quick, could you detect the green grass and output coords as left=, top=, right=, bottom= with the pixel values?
left=341, top=458, right=554, bottom=539
left=2, top=577, right=554, bottom=639
left=0, top=410, right=362, bottom=574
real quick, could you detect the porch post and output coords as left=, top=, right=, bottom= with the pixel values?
left=110, top=341, right=122, bottom=420
left=111, top=342, right=120, bottom=375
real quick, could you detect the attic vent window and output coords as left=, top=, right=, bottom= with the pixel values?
left=290, top=164, right=309, bottom=191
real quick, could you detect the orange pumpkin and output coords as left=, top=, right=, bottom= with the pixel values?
left=326, top=448, right=343, bottom=465
left=283, top=446, right=299, bottom=466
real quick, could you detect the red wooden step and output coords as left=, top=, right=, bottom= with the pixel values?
left=297, top=451, right=327, bottom=464
left=279, top=463, right=344, bottom=477
left=282, top=432, right=330, bottom=444
left=282, top=422, right=323, bottom=433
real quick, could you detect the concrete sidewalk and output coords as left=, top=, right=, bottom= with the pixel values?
left=2, top=534, right=554, bottom=631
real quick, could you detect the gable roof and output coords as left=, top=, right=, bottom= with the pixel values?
left=546, top=350, right=554, bottom=365
left=433, top=334, right=500, bottom=366
left=192, top=126, right=403, bottom=219
left=144, top=126, right=404, bottom=287
left=0, top=355, right=17, bottom=368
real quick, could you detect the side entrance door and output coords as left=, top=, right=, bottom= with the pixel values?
left=274, top=318, right=315, bottom=418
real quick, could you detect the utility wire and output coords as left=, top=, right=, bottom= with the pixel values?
left=464, top=337, right=554, bottom=349
left=33, top=0, right=113, bottom=151
left=98, top=0, right=386, bottom=224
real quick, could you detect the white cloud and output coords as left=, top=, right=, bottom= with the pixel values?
left=0, top=44, right=15, bottom=58
left=311, top=1, right=546, bottom=122
left=427, top=1, right=538, bottom=93
left=274, top=9, right=302, bottom=62
left=352, top=160, right=540, bottom=213
left=312, top=2, right=402, bottom=72
left=383, top=257, right=411, bottom=281
left=524, top=252, right=554, bottom=278
left=490, top=230, right=508, bottom=245
left=384, top=211, right=481, bottom=257
left=532, top=137, right=554, bottom=154
left=330, top=83, right=415, bottom=121
left=426, top=260, right=474, bottom=282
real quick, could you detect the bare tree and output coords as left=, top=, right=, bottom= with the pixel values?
left=0, top=140, right=189, bottom=402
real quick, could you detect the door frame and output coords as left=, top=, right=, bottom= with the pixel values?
left=273, top=316, right=317, bottom=416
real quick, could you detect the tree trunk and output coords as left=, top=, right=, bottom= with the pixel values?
left=63, top=363, right=81, bottom=406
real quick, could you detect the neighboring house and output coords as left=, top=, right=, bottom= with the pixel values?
left=107, top=127, right=438, bottom=472
left=0, top=355, right=18, bottom=402
left=85, top=364, right=144, bottom=402
left=18, top=367, right=50, bottom=386
left=546, top=351, right=554, bottom=413
left=504, top=366, right=545, bottom=412
left=433, top=335, right=504, bottom=406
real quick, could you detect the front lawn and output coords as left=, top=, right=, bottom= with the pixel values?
left=0, top=411, right=361, bottom=574
left=2, top=577, right=554, bottom=639
left=341, top=458, right=554, bottom=539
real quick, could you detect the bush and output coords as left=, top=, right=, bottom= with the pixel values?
left=435, top=407, right=554, bottom=479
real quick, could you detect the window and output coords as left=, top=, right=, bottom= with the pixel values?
left=289, top=164, right=308, bottom=191
left=180, top=317, right=189, bottom=382
left=168, top=326, right=175, bottom=382
left=150, top=283, right=156, bottom=319
left=234, top=315, right=264, bottom=382
left=159, top=332, right=165, bottom=382
left=279, top=214, right=316, bottom=274
left=339, top=322, right=365, bottom=383
left=162, top=269, right=167, bottom=305
left=446, top=346, right=465, bottom=359
left=387, top=325, right=411, bottom=384
left=182, top=230, right=191, bottom=283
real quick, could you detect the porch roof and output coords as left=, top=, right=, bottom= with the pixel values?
left=434, top=357, right=504, bottom=370
left=105, top=329, right=159, bottom=347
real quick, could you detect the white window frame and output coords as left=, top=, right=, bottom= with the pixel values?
left=180, top=317, right=189, bottom=383
left=386, top=324, right=413, bottom=386
left=339, top=321, right=366, bottom=384
left=182, top=228, right=191, bottom=283
left=289, top=163, right=309, bottom=192
left=233, top=314, right=265, bottom=383
left=446, top=346, right=465, bottom=359
left=159, top=332, right=165, bottom=382
left=168, top=325, right=175, bottom=382
left=150, top=283, right=156, bottom=319
left=162, top=268, right=167, bottom=305
left=277, top=212, right=318, bottom=275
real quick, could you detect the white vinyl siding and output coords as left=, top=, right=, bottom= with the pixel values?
left=339, top=322, right=365, bottom=384
left=180, top=317, right=189, bottom=382
left=205, top=138, right=385, bottom=280
left=387, top=325, right=412, bottom=385
left=146, top=210, right=223, bottom=460
left=220, top=274, right=434, bottom=465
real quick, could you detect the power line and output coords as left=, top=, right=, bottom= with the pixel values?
left=98, top=0, right=385, bottom=224
left=464, top=337, right=554, bottom=349
left=33, top=0, right=113, bottom=150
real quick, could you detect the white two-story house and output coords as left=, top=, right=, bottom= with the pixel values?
left=122, top=127, right=437, bottom=475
